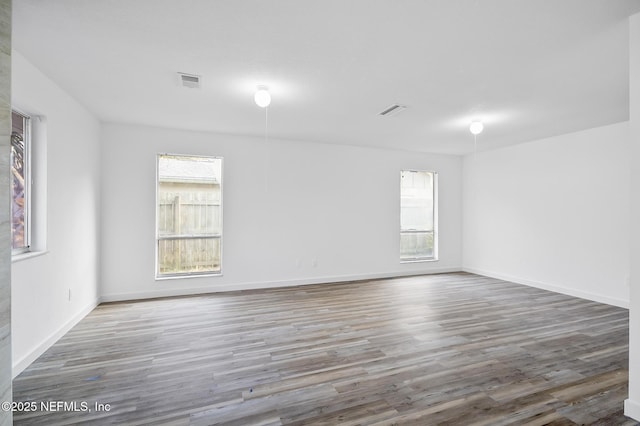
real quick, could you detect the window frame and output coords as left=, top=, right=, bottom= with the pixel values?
left=11, top=109, right=32, bottom=256
left=399, top=169, right=438, bottom=263
left=155, top=153, right=223, bottom=279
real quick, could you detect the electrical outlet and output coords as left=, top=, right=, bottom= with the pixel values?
left=68, top=288, right=71, bottom=301
left=311, top=258, right=318, bottom=267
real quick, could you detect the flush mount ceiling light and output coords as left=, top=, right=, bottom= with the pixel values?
left=469, top=121, right=484, bottom=135
left=254, top=86, right=271, bottom=108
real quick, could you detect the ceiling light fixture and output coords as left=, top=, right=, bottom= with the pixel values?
left=469, top=121, right=484, bottom=135
left=254, top=86, right=271, bottom=108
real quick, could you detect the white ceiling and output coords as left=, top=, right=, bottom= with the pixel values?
left=12, top=0, right=640, bottom=155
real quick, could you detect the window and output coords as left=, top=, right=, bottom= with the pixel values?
left=11, top=110, right=31, bottom=254
left=400, top=170, right=437, bottom=261
left=156, top=154, right=222, bottom=278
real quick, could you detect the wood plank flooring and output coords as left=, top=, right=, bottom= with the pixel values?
left=12, top=272, right=636, bottom=425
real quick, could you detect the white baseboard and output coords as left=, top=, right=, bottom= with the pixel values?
left=463, top=267, right=629, bottom=309
left=625, top=399, right=640, bottom=421
left=12, top=298, right=99, bottom=378
left=100, top=267, right=462, bottom=303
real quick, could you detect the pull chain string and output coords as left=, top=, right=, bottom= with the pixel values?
left=264, top=105, right=269, bottom=193
left=471, top=132, right=477, bottom=157
left=265, top=106, right=269, bottom=144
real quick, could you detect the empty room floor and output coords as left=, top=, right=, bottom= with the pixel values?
left=12, top=273, right=635, bottom=425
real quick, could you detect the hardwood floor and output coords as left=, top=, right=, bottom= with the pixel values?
left=12, top=273, right=636, bottom=425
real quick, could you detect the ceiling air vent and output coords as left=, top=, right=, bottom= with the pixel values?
left=178, top=72, right=201, bottom=89
left=379, top=104, right=407, bottom=117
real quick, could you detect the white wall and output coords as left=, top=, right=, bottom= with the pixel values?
left=100, top=123, right=463, bottom=301
left=625, top=11, right=640, bottom=422
left=463, top=122, right=630, bottom=308
left=11, top=51, right=101, bottom=375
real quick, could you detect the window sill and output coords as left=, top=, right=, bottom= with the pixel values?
left=12, top=250, right=49, bottom=263
left=400, top=258, right=439, bottom=264
left=155, top=272, right=223, bottom=281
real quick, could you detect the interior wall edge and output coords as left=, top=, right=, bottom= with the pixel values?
left=0, top=0, right=12, bottom=424
left=626, top=10, right=640, bottom=421
left=462, top=267, right=629, bottom=309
